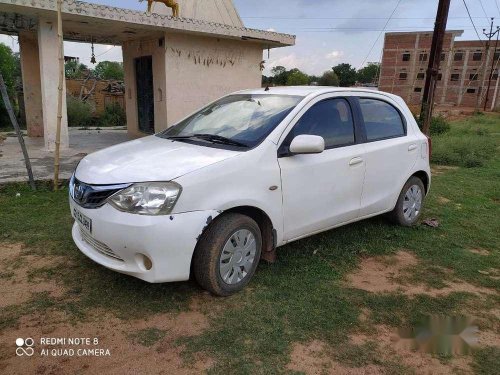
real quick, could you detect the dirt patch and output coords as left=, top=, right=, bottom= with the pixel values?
left=469, top=248, right=490, bottom=256
left=0, top=308, right=213, bottom=374
left=348, top=325, right=472, bottom=375
left=0, top=242, right=67, bottom=308
left=477, top=329, right=500, bottom=347
left=0, top=242, right=214, bottom=373
left=287, top=340, right=382, bottom=375
left=346, top=251, right=417, bottom=294
left=437, top=196, right=451, bottom=204
left=431, top=165, right=459, bottom=176
left=346, top=251, right=497, bottom=297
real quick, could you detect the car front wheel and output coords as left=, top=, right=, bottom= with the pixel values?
left=390, top=176, right=425, bottom=226
left=193, top=213, right=262, bottom=296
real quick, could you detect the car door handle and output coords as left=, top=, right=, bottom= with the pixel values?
left=349, top=157, right=364, bottom=166
left=408, top=144, right=417, bottom=151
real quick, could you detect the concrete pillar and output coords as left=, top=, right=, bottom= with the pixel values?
left=19, top=32, right=44, bottom=137
left=122, top=42, right=139, bottom=138
left=38, top=18, right=69, bottom=150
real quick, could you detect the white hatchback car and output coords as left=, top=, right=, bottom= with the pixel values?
left=70, top=87, right=431, bottom=296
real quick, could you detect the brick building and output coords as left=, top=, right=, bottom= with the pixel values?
left=66, top=79, right=125, bottom=116
left=378, top=30, right=500, bottom=112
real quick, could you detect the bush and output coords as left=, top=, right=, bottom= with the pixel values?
left=431, top=129, right=495, bottom=168
left=99, top=103, right=126, bottom=127
left=66, top=95, right=94, bottom=127
left=428, top=115, right=450, bottom=135
left=415, top=114, right=450, bottom=136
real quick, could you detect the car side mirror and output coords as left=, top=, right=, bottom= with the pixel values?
left=289, top=135, right=325, bottom=155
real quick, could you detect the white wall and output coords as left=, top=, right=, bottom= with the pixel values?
left=152, top=0, right=243, bottom=27
left=122, top=32, right=263, bottom=135
left=122, top=38, right=168, bottom=138
left=163, top=32, right=263, bottom=129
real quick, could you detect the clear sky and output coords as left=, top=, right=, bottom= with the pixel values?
left=1, top=0, right=499, bottom=76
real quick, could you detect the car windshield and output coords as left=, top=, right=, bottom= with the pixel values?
left=157, top=94, right=303, bottom=148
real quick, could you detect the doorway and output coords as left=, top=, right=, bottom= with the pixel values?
left=135, top=56, right=155, bottom=134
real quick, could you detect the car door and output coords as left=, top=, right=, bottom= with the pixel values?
left=354, top=96, right=419, bottom=217
left=278, top=96, right=366, bottom=242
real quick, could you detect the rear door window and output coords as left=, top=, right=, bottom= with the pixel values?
left=358, top=98, right=406, bottom=141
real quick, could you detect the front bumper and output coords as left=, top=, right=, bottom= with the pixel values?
left=70, top=199, right=219, bottom=283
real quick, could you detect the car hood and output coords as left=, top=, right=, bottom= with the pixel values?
left=75, top=135, right=242, bottom=184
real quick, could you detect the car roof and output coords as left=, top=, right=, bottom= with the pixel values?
left=234, top=86, right=404, bottom=104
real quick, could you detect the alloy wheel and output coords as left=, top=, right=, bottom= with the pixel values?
left=219, top=229, right=257, bottom=284
left=403, top=184, right=423, bottom=222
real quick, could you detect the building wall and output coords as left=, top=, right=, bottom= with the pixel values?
left=163, top=32, right=263, bottom=128
left=121, top=32, right=263, bottom=136
left=379, top=31, right=500, bottom=112
left=66, top=79, right=125, bottom=115
left=122, top=39, right=168, bottom=138
left=151, top=0, right=243, bottom=27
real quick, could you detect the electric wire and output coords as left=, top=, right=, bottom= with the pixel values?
left=358, top=0, right=403, bottom=69
left=478, top=0, right=490, bottom=20
left=463, top=0, right=486, bottom=43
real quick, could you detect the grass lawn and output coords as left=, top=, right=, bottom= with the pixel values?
left=0, top=113, right=499, bottom=374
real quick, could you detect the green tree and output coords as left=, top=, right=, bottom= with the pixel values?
left=286, top=69, right=309, bottom=86
left=308, top=75, right=321, bottom=85
left=262, top=75, right=273, bottom=86
left=0, top=43, right=19, bottom=127
left=356, top=63, right=380, bottom=84
left=271, top=65, right=288, bottom=86
left=94, top=61, right=124, bottom=80
left=0, top=43, right=17, bottom=99
left=332, top=63, right=357, bottom=87
left=318, top=70, right=340, bottom=86
left=65, top=60, right=89, bottom=79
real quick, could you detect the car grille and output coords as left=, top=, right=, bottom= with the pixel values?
left=69, top=175, right=130, bottom=209
left=79, top=226, right=124, bottom=262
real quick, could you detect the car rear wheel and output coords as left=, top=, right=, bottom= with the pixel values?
left=390, top=176, right=425, bottom=226
left=193, top=213, right=262, bottom=296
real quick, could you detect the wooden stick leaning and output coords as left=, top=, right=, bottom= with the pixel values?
left=0, top=73, right=36, bottom=190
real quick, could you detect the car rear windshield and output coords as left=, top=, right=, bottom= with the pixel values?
left=157, top=94, right=303, bottom=148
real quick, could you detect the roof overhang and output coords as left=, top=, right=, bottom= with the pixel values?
left=0, top=0, right=295, bottom=47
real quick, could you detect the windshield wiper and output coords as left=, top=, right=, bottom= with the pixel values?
left=166, top=134, right=248, bottom=148
left=193, top=134, right=248, bottom=147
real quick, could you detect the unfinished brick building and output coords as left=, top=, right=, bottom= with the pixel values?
left=378, top=30, right=500, bottom=112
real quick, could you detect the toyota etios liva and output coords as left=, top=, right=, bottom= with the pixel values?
left=70, top=87, right=431, bottom=296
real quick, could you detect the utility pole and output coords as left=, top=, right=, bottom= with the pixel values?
left=420, top=0, right=451, bottom=135
left=476, top=18, right=495, bottom=111
left=483, top=20, right=499, bottom=111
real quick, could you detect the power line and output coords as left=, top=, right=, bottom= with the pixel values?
left=241, top=16, right=490, bottom=20
left=301, top=25, right=488, bottom=31
left=358, top=0, right=403, bottom=69
left=477, top=0, right=490, bottom=20
left=496, top=0, right=500, bottom=17
left=462, top=0, right=485, bottom=43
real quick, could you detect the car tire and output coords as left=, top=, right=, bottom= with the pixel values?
left=193, top=213, right=262, bottom=296
left=389, top=176, right=425, bottom=227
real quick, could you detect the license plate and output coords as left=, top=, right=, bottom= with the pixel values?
left=73, top=207, right=92, bottom=234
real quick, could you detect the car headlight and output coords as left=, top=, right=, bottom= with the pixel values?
left=108, top=182, right=182, bottom=215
